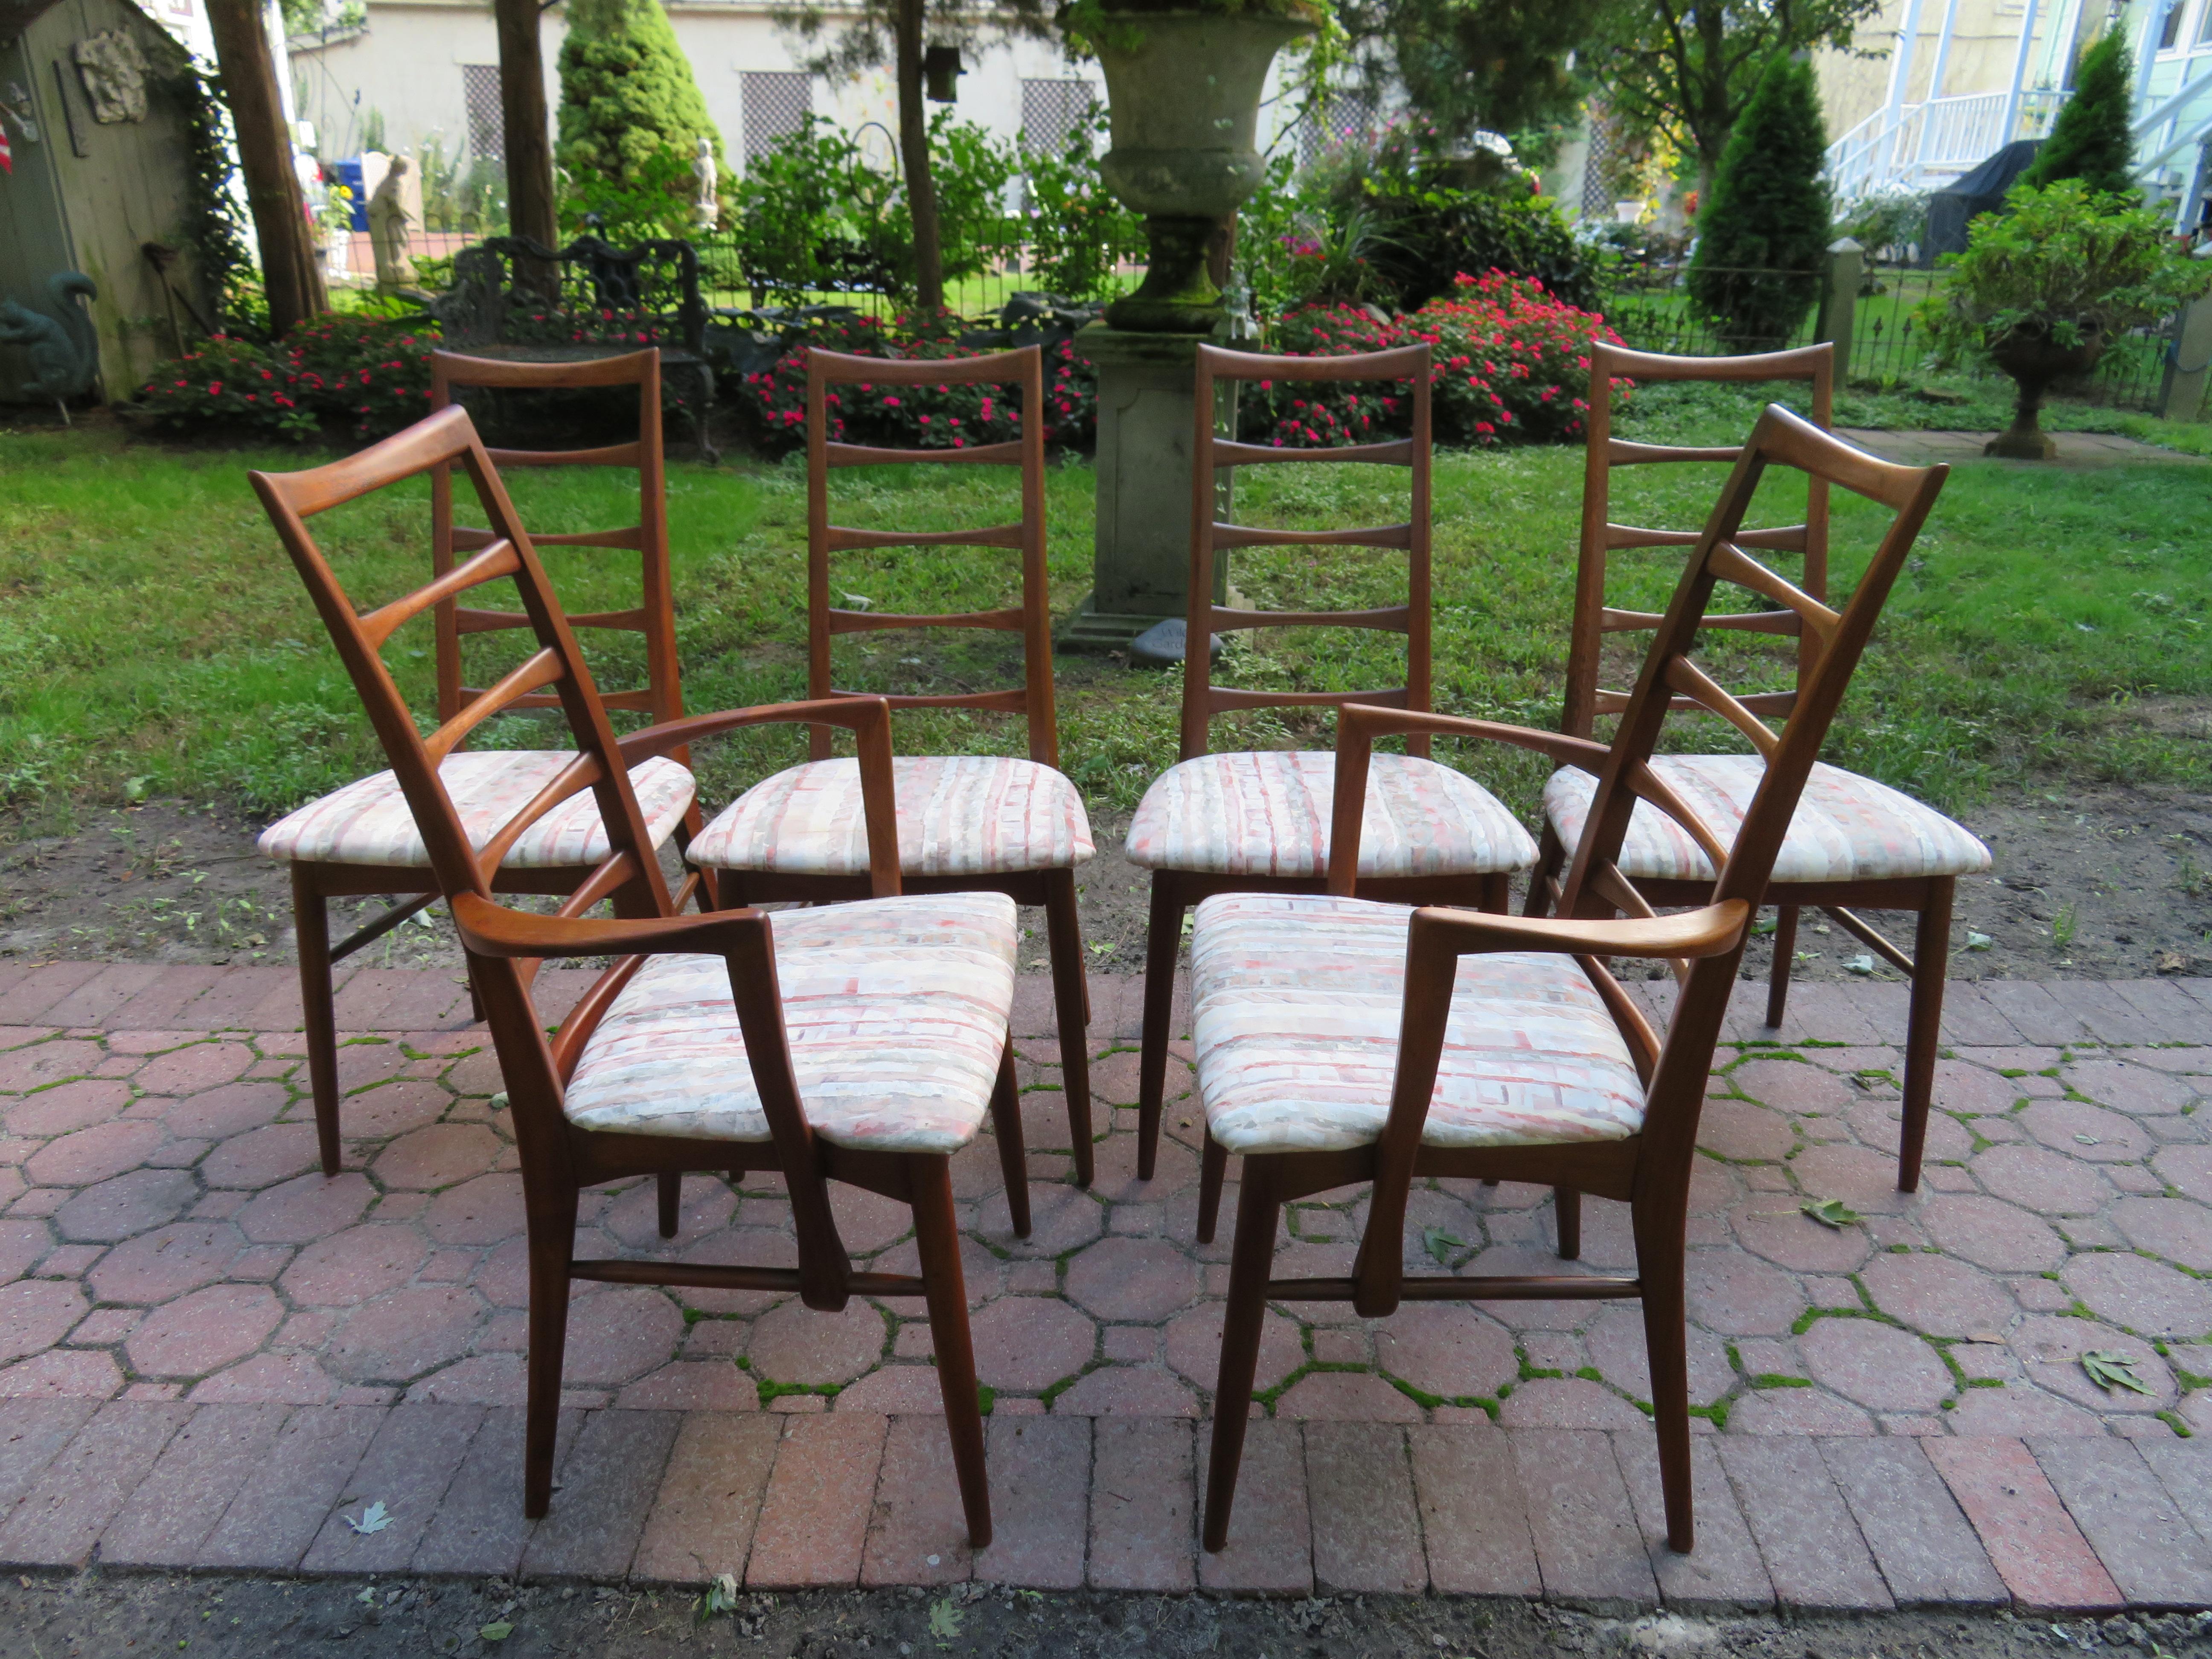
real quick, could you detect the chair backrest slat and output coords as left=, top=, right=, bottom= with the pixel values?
left=1569, top=342, right=1834, bottom=738
left=1184, top=343, right=1434, bottom=762
left=804, top=345, right=1056, bottom=765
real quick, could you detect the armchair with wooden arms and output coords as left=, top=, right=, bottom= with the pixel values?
left=249, top=405, right=1029, bottom=1539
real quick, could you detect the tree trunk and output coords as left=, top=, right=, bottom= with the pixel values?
left=494, top=0, right=558, bottom=248
left=894, top=0, right=943, bottom=309
left=203, top=0, right=326, bottom=335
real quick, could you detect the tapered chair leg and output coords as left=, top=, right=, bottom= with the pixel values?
left=656, top=1171, right=681, bottom=1239
left=1196, top=1131, right=1229, bottom=1246
left=1521, top=826, right=1565, bottom=919
left=988, top=1042, right=1031, bottom=1239
left=1203, top=1159, right=1281, bottom=1553
left=1897, top=878, right=1955, bottom=1194
left=1766, top=905, right=1800, bottom=1029
left=1553, top=1187, right=1582, bottom=1260
left=291, top=865, right=343, bottom=1178
left=1632, top=1193, right=1694, bottom=1553
left=1042, top=868, right=1095, bottom=1188
left=1136, top=878, right=1184, bottom=1182
left=523, top=1187, right=580, bottom=1519
left=911, top=1154, right=992, bottom=1548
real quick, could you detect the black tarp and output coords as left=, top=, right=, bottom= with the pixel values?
left=1923, top=138, right=2045, bottom=263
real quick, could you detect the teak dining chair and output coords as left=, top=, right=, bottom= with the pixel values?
left=1126, top=343, right=1537, bottom=1182
left=1537, top=342, right=1989, bottom=1190
left=259, top=349, right=699, bottom=1178
left=250, top=404, right=1023, bottom=1540
left=686, top=346, right=1102, bottom=1182
left=1195, top=406, right=1949, bottom=1555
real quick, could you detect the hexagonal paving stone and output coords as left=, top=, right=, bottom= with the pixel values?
left=1682, top=1249, right=1807, bottom=1336
left=1696, top=1098, right=1797, bottom=1162
left=746, top=1297, right=886, bottom=1385
left=0, top=1039, right=104, bottom=1092
left=1930, top=1059, right=2027, bottom=1116
left=2018, top=1101, right=2153, bottom=1163
left=603, top=1175, right=737, bottom=1250
left=1582, top=1303, right=1737, bottom=1406
left=6, top=1080, right=132, bottom=1138
left=1797, top=1314, right=1953, bottom=1411
left=281, top=1225, right=430, bottom=1307
left=1727, top=1201, right=1873, bottom=1275
left=1164, top=1301, right=1303, bottom=1394
left=1060, top=1236, right=1199, bottom=1324
left=200, top=1124, right=322, bottom=1189
left=666, top=1229, right=798, bottom=1317
left=1372, top=1303, right=1519, bottom=1402
left=52, top=1169, right=197, bottom=1243
left=966, top=1296, right=1097, bottom=1392
left=87, top=1222, right=245, bottom=1306
left=2153, top=1144, right=2212, bottom=1205
left=1921, top=1193, right=2068, bottom=1274
left=2060, top=1059, right=2199, bottom=1116
left=24, top=1120, right=166, bottom=1187
left=2009, top=1315, right=2175, bottom=1414
left=1844, top=1100, right=1972, bottom=1161
left=1729, top=1058, right=1857, bottom=1118
left=1970, top=1143, right=2113, bottom=1216
left=0, top=1278, right=88, bottom=1365
left=372, top=1124, right=501, bottom=1190
left=339, top=1080, right=449, bottom=1138
left=559, top=1285, right=686, bottom=1385
left=1860, top=1251, right=2016, bottom=1339
left=2063, top=1251, right=2212, bottom=1339
left=421, top=1173, right=526, bottom=1247
left=125, top=1284, right=283, bottom=1380
left=0, top=1221, right=49, bottom=1283
left=1787, top=1143, right=1914, bottom=1213
left=2110, top=1197, right=2212, bottom=1272
left=325, top=1286, right=486, bottom=1382
left=134, top=1041, right=254, bottom=1097
left=237, top=1172, right=375, bottom=1244
left=1452, top=1246, right=1612, bottom=1332
left=163, top=1082, right=289, bottom=1141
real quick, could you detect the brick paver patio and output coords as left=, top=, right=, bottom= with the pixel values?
left=1, top=960, right=2209, bottom=1613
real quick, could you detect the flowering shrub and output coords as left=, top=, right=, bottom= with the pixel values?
left=740, top=309, right=1098, bottom=453
left=1240, top=272, right=1623, bottom=449
left=136, top=315, right=438, bottom=443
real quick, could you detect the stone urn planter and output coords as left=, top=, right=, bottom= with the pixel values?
left=1985, top=319, right=2107, bottom=459
left=1092, top=8, right=1316, bottom=332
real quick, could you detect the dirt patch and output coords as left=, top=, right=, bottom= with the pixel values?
left=5, top=781, right=2209, bottom=989
left=3, top=1573, right=2204, bottom=1659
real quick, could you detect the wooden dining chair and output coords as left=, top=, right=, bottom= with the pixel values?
left=250, top=403, right=1025, bottom=1540
left=685, top=346, right=1103, bottom=1183
left=1537, top=341, right=1989, bottom=1190
left=259, top=348, right=700, bottom=1179
left=1196, top=405, right=1950, bottom=1556
left=1126, top=342, right=1537, bottom=1182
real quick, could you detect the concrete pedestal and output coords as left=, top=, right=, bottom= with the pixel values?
left=1059, top=323, right=1234, bottom=654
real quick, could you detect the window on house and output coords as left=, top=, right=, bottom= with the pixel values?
left=2197, top=0, right=2212, bottom=46
left=1021, top=78, right=1095, bottom=154
left=742, top=72, right=812, bottom=166
left=2159, top=0, right=2184, bottom=50
left=461, top=64, right=504, bottom=163
left=460, top=64, right=506, bottom=166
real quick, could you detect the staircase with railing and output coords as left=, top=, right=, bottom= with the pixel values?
left=1827, top=88, right=2068, bottom=204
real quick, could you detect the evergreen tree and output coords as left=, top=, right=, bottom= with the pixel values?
left=2020, top=30, right=2137, bottom=200
left=1685, top=52, right=1830, bottom=349
left=557, top=0, right=727, bottom=226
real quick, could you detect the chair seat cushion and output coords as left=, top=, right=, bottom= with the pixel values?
left=257, top=751, right=696, bottom=870
left=1190, top=892, right=1646, bottom=1157
left=687, top=755, right=1094, bottom=878
left=1125, top=751, right=1537, bottom=880
left=561, top=892, right=1017, bottom=1154
left=1544, top=754, right=1992, bottom=885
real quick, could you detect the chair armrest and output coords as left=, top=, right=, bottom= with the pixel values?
left=1405, top=899, right=1751, bottom=963
left=617, top=696, right=902, bottom=897
left=450, top=890, right=767, bottom=961
left=1326, top=704, right=1610, bottom=896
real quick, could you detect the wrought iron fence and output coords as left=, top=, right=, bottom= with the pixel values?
left=1594, top=260, right=1824, bottom=357
left=689, top=229, right=1068, bottom=321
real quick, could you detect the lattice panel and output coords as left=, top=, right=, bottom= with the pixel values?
left=1020, top=78, right=1095, bottom=154
left=461, top=64, right=504, bottom=165
left=743, top=72, right=812, bottom=166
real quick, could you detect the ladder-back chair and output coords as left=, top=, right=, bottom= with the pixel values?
left=1538, top=342, right=1988, bottom=1190
left=259, top=349, right=698, bottom=1177
left=1194, top=406, right=1949, bottom=1556
left=687, top=346, right=1102, bottom=1183
left=1126, top=343, right=1537, bottom=1182
left=250, top=404, right=1026, bottom=1539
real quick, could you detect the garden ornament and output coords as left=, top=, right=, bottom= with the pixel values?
left=367, top=156, right=419, bottom=290
left=0, top=272, right=99, bottom=421
left=692, top=135, right=718, bottom=230
left=71, top=28, right=148, bottom=122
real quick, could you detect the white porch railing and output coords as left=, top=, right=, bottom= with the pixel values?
left=1827, top=89, right=2068, bottom=205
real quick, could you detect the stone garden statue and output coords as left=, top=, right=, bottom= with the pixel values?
left=692, top=136, right=718, bottom=231
left=367, top=156, right=418, bottom=291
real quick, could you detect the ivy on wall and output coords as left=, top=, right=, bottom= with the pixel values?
left=168, top=57, right=260, bottom=338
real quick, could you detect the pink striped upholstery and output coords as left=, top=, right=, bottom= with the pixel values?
left=257, top=751, right=696, bottom=870
left=688, top=754, right=1093, bottom=878
left=562, top=892, right=1017, bottom=1153
left=1190, top=892, right=1646, bottom=1156
left=1544, top=754, right=1991, bottom=885
left=1125, top=751, right=1537, bottom=879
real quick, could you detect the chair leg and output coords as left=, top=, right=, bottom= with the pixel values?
left=911, top=1154, right=992, bottom=1548
left=1553, top=1187, right=1582, bottom=1260
left=1632, top=1191, right=1694, bottom=1553
left=1898, top=879, right=1954, bottom=1194
left=524, top=1186, right=579, bottom=1520
left=1196, top=1130, right=1229, bottom=1246
left=291, top=865, right=343, bottom=1178
left=1766, top=905, right=1800, bottom=1030
left=1522, top=825, right=1563, bottom=919
left=657, top=1171, right=681, bottom=1239
left=1042, top=868, right=1095, bottom=1189
left=989, top=1042, right=1031, bottom=1240
left=1203, top=1158, right=1280, bottom=1553
left=1136, top=876, right=1184, bottom=1183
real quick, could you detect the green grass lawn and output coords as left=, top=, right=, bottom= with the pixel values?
left=2, top=382, right=2207, bottom=842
